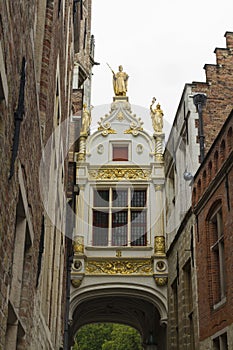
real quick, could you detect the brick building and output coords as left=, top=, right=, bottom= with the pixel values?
left=192, top=108, right=233, bottom=349
left=165, top=31, right=233, bottom=349
left=191, top=32, right=233, bottom=350
left=0, top=1, right=93, bottom=349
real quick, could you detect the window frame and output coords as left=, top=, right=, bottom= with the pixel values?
left=92, top=186, right=148, bottom=247
left=208, top=205, right=226, bottom=306
left=212, top=331, right=228, bottom=350
left=110, top=141, right=131, bottom=162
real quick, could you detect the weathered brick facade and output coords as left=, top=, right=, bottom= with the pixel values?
left=0, top=0, right=90, bottom=348
left=193, top=110, right=233, bottom=348
left=192, top=32, right=233, bottom=154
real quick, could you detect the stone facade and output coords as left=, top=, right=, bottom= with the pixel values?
left=70, top=96, right=168, bottom=349
left=165, top=84, right=200, bottom=349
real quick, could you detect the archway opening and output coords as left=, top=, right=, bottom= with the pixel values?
left=69, top=292, right=167, bottom=349
left=72, top=322, right=143, bottom=350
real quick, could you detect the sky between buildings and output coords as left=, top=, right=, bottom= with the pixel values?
left=91, top=0, right=233, bottom=132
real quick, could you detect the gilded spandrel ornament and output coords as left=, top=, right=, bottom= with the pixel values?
left=155, top=277, right=168, bottom=286
left=107, top=63, right=129, bottom=96
left=86, top=259, right=153, bottom=275
left=150, top=97, right=164, bottom=133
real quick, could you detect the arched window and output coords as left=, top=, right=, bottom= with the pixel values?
left=214, top=150, right=219, bottom=172
left=203, top=170, right=207, bottom=189
left=208, top=160, right=212, bottom=178
left=220, top=139, right=226, bottom=163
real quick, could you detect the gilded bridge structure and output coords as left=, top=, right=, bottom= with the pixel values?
left=70, top=77, right=167, bottom=349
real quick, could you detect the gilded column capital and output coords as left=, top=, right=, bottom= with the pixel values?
left=154, top=236, right=166, bottom=257
left=73, top=236, right=84, bottom=254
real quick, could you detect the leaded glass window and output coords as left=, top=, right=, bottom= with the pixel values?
left=92, top=188, right=147, bottom=246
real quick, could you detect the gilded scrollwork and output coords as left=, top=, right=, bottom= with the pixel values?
left=124, top=121, right=143, bottom=136
left=86, top=259, right=153, bottom=275
left=98, top=121, right=117, bottom=136
left=116, top=111, right=124, bottom=121
left=89, top=168, right=151, bottom=180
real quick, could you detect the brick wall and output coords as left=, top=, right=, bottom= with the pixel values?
left=0, top=0, right=75, bottom=349
left=192, top=32, right=233, bottom=153
left=193, top=111, right=233, bottom=343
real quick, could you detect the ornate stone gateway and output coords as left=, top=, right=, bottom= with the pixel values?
left=70, top=70, right=167, bottom=349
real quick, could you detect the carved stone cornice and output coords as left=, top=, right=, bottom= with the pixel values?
left=86, top=259, right=153, bottom=275
left=89, top=167, right=151, bottom=180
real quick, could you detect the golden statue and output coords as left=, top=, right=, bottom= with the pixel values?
left=150, top=97, right=164, bottom=133
left=81, top=104, right=92, bottom=135
left=107, top=63, right=129, bottom=96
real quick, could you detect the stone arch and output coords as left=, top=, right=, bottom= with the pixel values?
left=69, top=283, right=167, bottom=349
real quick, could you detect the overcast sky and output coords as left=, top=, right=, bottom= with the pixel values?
left=91, top=0, right=233, bottom=129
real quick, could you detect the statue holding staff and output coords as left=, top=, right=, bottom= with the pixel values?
left=150, top=97, right=164, bottom=133
left=107, top=63, right=129, bottom=96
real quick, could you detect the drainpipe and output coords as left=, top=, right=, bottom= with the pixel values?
left=63, top=163, right=79, bottom=349
left=193, top=93, right=207, bottom=163
left=63, top=253, right=73, bottom=350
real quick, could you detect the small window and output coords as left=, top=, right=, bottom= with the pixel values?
left=112, top=145, right=128, bottom=161
left=213, top=332, right=228, bottom=350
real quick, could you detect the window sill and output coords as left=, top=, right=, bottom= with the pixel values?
left=86, top=246, right=153, bottom=251
left=213, top=297, right=226, bottom=311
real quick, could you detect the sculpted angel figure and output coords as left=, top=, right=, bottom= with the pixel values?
left=107, top=64, right=129, bottom=96
left=150, top=97, right=164, bottom=133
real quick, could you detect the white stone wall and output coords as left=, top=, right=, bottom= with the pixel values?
left=165, top=84, right=200, bottom=248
